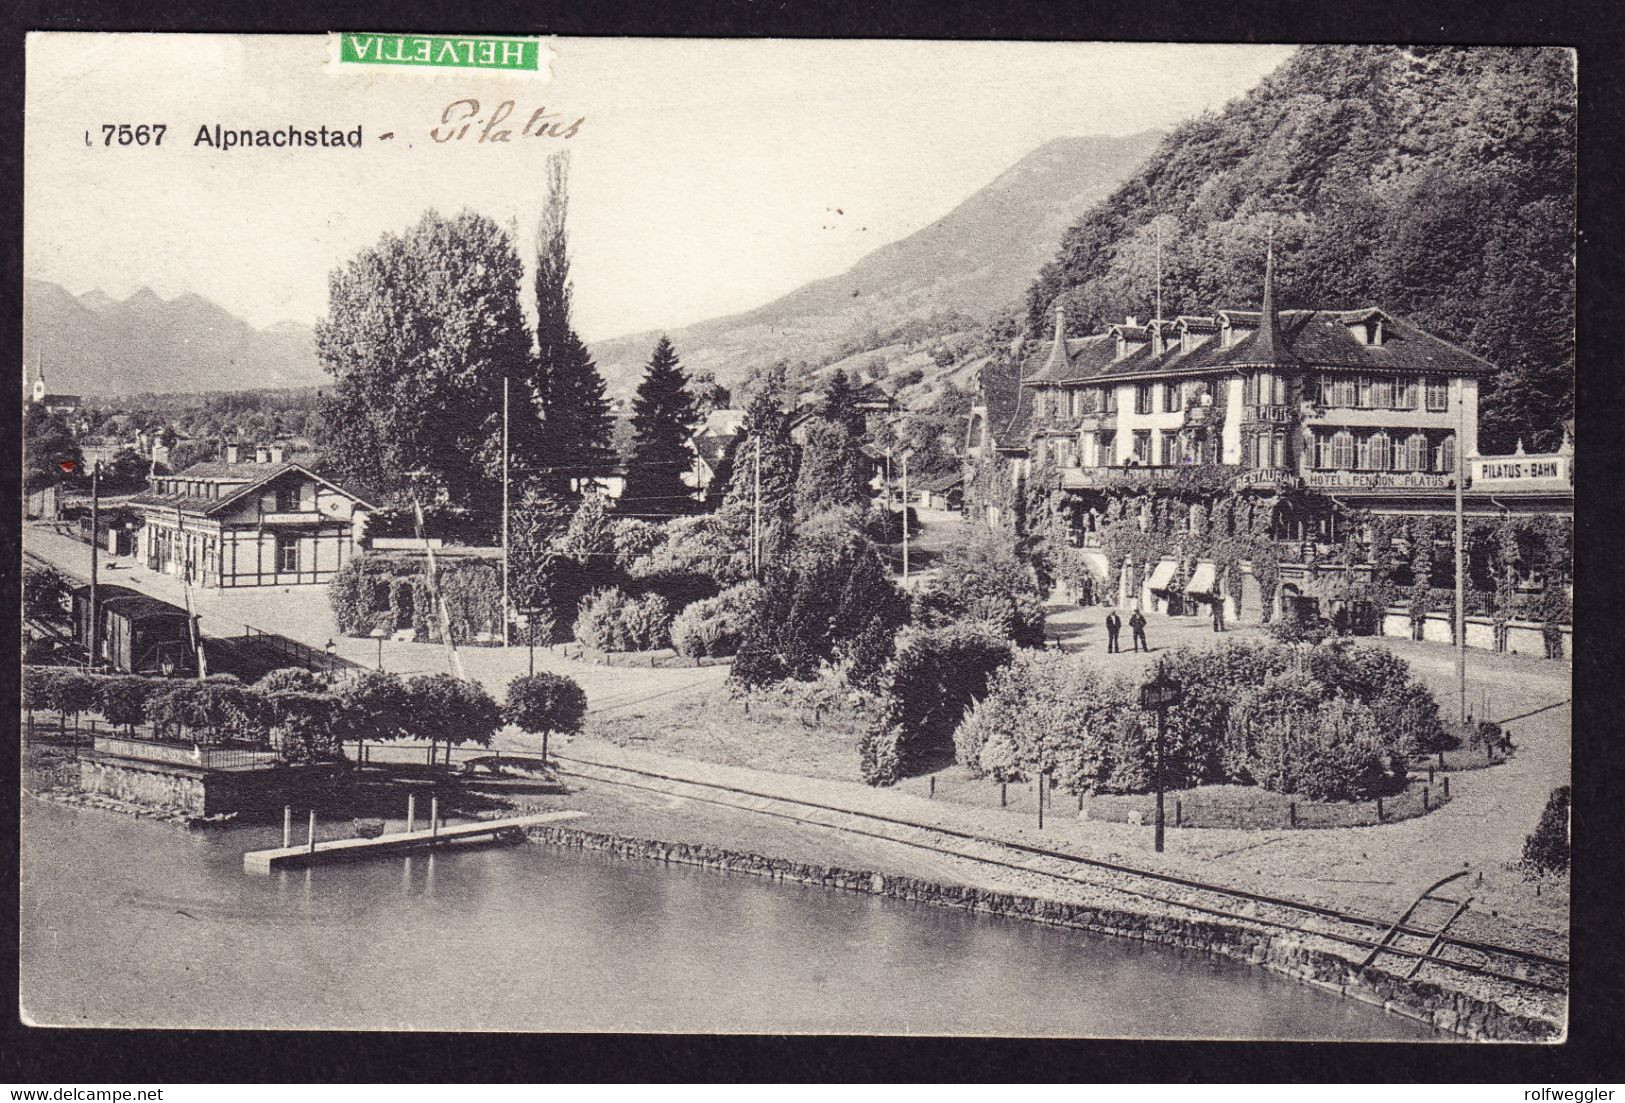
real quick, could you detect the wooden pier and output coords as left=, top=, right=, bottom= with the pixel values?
left=242, top=811, right=586, bottom=874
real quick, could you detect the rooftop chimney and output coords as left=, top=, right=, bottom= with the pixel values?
left=255, top=446, right=269, bottom=464
left=1125, top=315, right=1139, bottom=327
left=269, top=445, right=286, bottom=464
left=225, top=443, right=240, bottom=465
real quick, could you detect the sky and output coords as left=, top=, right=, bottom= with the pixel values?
left=25, top=35, right=1294, bottom=342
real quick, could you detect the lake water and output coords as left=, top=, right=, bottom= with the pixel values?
left=20, top=800, right=1440, bottom=1038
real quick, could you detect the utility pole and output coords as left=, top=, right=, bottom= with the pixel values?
left=752, top=436, right=762, bottom=578
left=88, top=460, right=100, bottom=670
left=901, top=452, right=909, bottom=581
left=1155, top=218, right=1163, bottom=323
left=501, top=374, right=510, bottom=649
left=1455, top=378, right=1468, bottom=725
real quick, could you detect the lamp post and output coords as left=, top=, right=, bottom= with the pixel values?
left=325, top=638, right=336, bottom=685
left=369, top=626, right=386, bottom=672
left=1139, top=670, right=1183, bottom=853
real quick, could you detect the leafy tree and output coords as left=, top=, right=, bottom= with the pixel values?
left=263, top=690, right=339, bottom=764
left=690, top=371, right=732, bottom=418
left=332, top=671, right=411, bottom=755
left=316, top=209, right=531, bottom=514
left=23, top=405, right=83, bottom=494
left=54, top=671, right=99, bottom=734
left=624, top=336, right=699, bottom=515
left=404, top=674, right=501, bottom=765
left=503, top=672, right=587, bottom=763
left=97, top=676, right=155, bottom=735
left=914, top=528, right=1046, bottom=647
left=23, top=565, right=70, bottom=624
left=531, top=153, right=615, bottom=489
left=257, top=667, right=324, bottom=693
left=794, top=416, right=871, bottom=519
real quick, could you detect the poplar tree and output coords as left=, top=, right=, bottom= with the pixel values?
left=623, top=336, right=699, bottom=515
left=529, top=152, right=615, bottom=491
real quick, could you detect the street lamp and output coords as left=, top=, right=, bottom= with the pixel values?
left=325, top=638, right=336, bottom=685
left=1139, top=669, right=1183, bottom=853
left=369, top=626, right=387, bottom=672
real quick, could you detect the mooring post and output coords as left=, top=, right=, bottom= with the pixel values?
left=307, top=810, right=317, bottom=854
left=283, top=805, right=292, bottom=848
left=407, top=793, right=416, bottom=834
left=431, top=797, right=439, bottom=843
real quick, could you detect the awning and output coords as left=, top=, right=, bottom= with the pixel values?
left=1146, top=559, right=1178, bottom=592
left=1186, top=562, right=1218, bottom=596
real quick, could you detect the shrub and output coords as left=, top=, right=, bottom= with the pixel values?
left=22, top=665, right=64, bottom=716
left=504, top=673, right=588, bottom=754
left=670, top=583, right=761, bottom=658
left=258, top=667, right=325, bottom=693
left=1306, top=640, right=1455, bottom=755
left=1224, top=672, right=1392, bottom=801
left=264, top=690, right=339, bottom=764
left=97, top=676, right=156, bottom=733
left=146, top=681, right=206, bottom=740
left=955, top=650, right=1139, bottom=793
left=573, top=588, right=673, bottom=651
left=23, top=565, right=70, bottom=623
left=1520, top=786, right=1570, bottom=876
left=914, top=528, right=1045, bottom=647
left=859, top=624, right=1013, bottom=785
left=1267, top=617, right=1332, bottom=645
left=621, top=593, right=674, bottom=650
left=612, top=518, right=665, bottom=570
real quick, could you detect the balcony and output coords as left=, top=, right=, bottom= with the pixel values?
left=1181, top=403, right=1219, bottom=429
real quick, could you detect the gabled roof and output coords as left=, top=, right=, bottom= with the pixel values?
left=1016, top=309, right=1492, bottom=385
left=917, top=471, right=964, bottom=492
left=130, top=461, right=376, bottom=517
left=690, top=431, right=738, bottom=470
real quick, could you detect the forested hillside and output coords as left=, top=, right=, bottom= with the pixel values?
left=1024, top=46, right=1574, bottom=452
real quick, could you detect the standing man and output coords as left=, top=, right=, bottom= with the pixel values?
left=1129, top=608, right=1149, bottom=653
left=1211, top=597, right=1225, bottom=633
left=1105, top=608, right=1122, bottom=654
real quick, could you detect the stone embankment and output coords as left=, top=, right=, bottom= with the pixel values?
left=529, top=824, right=1562, bottom=1044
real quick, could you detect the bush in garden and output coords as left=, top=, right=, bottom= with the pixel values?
left=1155, top=642, right=1295, bottom=789
left=1306, top=639, right=1456, bottom=754
left=914, top=528, right=1045, bottom=647
left=264, top=691, right=339, bottom=764
left=620, top=592, right=674, bottom=650
left=573, top=588, right=673, bottom=651
left=612, top=518, right=666, bottom=571
left=1266, top=617, right=1332, bottom=645
left=957, top=650, right=1139, bottom=794
left=1520, top=785, right=1570, bottom=876
left=670, top=583, right=761, bottom=659
left=332, top=671, right=411, bottom=750
left=1224, top=672, right=1392, bottom=800
left=859, top=623, right=1013, bottom=786
left=258, top=667, right=324, bottom=693
left=503, top=673, right=587, bottom=760
left=146, top=681, right=207, bottom=740
left=97, top=676, right=156, bottom=734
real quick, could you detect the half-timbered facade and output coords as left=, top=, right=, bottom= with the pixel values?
left=129, top=445, right=374, bottom=587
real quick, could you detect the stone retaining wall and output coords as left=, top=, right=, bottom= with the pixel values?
left=528, top=824, right=1561, bottom=1043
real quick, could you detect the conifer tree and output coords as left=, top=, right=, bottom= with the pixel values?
left=624, top=336, right=699, bottom=515
left=721, top=362, right=800, bottom=565
left=820, top=368, right=866, bottom=438
left=528, top=153, right=615, bottom=491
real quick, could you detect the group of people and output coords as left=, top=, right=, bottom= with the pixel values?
left=1102, top=599, right=1227, bottom=654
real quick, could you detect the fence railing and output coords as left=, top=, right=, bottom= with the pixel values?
left=90, top=733, right=282, bottom=771
left=240, top=624, right=358, bottom=680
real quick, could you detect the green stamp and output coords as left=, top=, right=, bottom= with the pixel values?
left=337, top=33, right=541, bottom=72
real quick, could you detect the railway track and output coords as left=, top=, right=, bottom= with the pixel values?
left=550, top=753, right=1568, bottom=1004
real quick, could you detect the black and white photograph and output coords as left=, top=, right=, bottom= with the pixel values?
left=17, top=33, right=1575, bottom=1045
